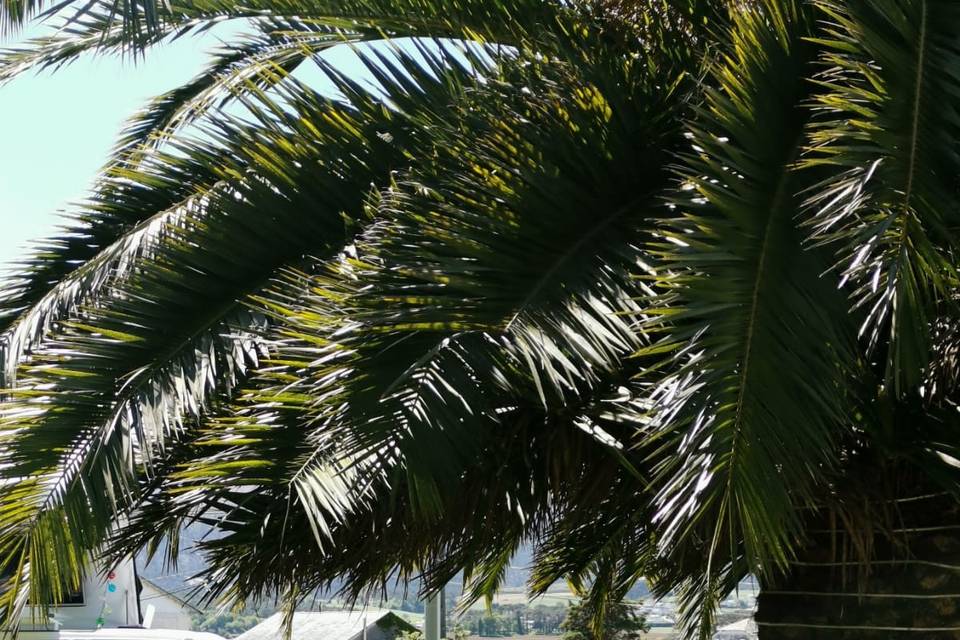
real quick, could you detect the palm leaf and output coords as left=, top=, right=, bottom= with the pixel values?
left=640, top=2, right=860, bottom=636
left=0, top=0, right=728, bottom=625
left=0, top=49, right=488, bottom=621
left=94, top=26, right=701, bottom=614
left=804, top=0, right=960, bottom=395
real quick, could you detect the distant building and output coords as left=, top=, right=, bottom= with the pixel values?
left=237, top=611, right=417, bottom=640
left=646, top=613, right=676, bottom=629
left=468, top=637, right=558, bottom=640
left=139, top=578, right=201, bottom=630
left=11, top=556, right=223, bottom=640
left=17, top=557, right=143, bottom=630
left=712, top=617, right=757, bottom=640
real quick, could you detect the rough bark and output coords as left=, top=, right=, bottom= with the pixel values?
left=756, top=492, right=960, bottom=638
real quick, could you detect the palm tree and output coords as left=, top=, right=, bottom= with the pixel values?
left=1, top=0, right=960, bottom=637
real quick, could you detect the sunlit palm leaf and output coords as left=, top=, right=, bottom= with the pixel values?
left=94, top=28, right=699, bottom=616
left=804, top=0, right=960, bottom=394
left=0, top=48, right=492, bottom=621
left=640, top=3, right=860, bottom=636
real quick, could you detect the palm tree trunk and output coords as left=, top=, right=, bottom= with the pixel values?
left=755, top=492, right=960, bottom=638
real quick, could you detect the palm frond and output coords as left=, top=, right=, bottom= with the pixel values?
left=110, top=21, right=365, bottom=164
left=0, top=0, right=560, bottom=78
left=804, top=0, right=960, bottom=395
left=0, top=49, right=487, bottom=620
left=91, top=28, right=701, bottom=615
left=0, top=0, right=730, bottom=625
left=641, top=2, right=860, bottom=637
left=0, top=145, right=222, bottom=344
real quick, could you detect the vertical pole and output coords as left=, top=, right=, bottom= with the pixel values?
left=425, top=588, right=443, bottom=640
left=440, top=587, right=447, bottom=639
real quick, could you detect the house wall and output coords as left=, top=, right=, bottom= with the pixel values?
left=22, top=557, right=141, bottom=630
left=364, top=625, right=398, bottom=640
left=139, top=582, right=195, bottom=631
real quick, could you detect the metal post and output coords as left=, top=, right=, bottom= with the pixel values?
left=440, top=589, right=447, bottom=639
left=425, top=588, right=443, bottom=640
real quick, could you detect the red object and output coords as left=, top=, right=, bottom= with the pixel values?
left=107, top=571, right=116, bottom=580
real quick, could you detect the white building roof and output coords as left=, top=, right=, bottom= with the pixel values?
left=20, top=628, right=225, bottom=640
left=718, top=618, right=756, bottom=632
left=237, top=611, right=409, bottom=640
left=713, top=617, right=758, bottom=639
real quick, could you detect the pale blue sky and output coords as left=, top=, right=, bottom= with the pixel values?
left=0, top=20, right=371, bottom=268
left=0, top=26, right=224, bottom=265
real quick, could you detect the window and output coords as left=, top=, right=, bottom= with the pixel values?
left=58, top=588, right=84, bottom=606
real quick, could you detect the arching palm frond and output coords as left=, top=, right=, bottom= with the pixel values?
left=804, top=0, right=960, bottom=395
left=23, top=0, right=960, bottom=636
left=0, top=45, right=496, bottom=624
left=85, top=22, right=698, bottom=618
left=0, top=0, right=559, bottom=77
left=639, top=3, right=861, bottom=636
left=109, top=22, right=361, bottom=163
left=0, top=0, right=665, bottom=343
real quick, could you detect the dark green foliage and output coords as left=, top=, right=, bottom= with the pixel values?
left=804, top=0, right=960, bottom=395
left=458, top=602, right=566, bottom=637
left=192, top=611, right=263, bottom=638
left=560, top=601, right=648, bottom=640
left=3, top=1, right=960, bottom=639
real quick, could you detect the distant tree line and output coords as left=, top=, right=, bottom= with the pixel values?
left=452, top=603, right=566, bottom=636
left=192, top=612, right=263, bottom=638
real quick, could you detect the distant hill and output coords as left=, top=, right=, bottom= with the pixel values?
left=135, top=531, right=651, bottom=608
left=136, top=524, right=212, bottom=602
